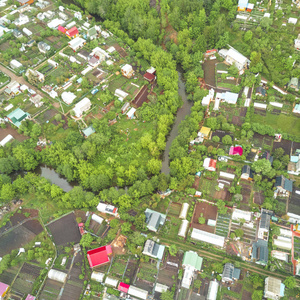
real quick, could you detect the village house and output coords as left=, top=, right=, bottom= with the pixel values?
left=30, top=94, right=44, bottom=107
left=203, top=157, right=217, bottom=171
left=97, top=202, right=118, bottom=217
left=142, top=239, right=165, bottom=260
left=121, top=64, right=134, bottom=78
left=82, top=126, right=95, bottom=138
left=26, top=69, right=45, bottom=82
left=66, top=26, right=79, bottom=39
left=87, top=26, right=98, bottom=39
left=295, top=34, right=300, bottom=51
left=258, top=209, right=271, bottom=241
left=181, top=251, right=203, bottom=289
left=5, top=80, right=20, bottom=96
left=275, top=175, right=293, bottom=197
left=201, top=88, right=214, bottom=106
left=13, top=14, right=29, bottom=26
left=68, top=36, right=85, bottom=52
left=73, top=97, right=91, bottom=118
left=126, top=107, right=136, bottom=119
left=221, top=263, right=241, bottom=283
left=38, top=41, right=51, bottom=53
left=6, top=108, right=30, bottom=128
left=241, top=165, right=253, bottom=180
left=216, top=91, right=239, bottom=105
left=261, top=151, right=273, bottom=165
left=0, top=282, right=9, bottom=299
left=17, top=0, right=34, bottom=5
left=145, top=208, right=166, bottom=232
left=143, top=72, right=156, bottom=83
left=264, top=277, right=285, bottom=300
left=252, top=239, right=269, bottom=265
left=222, top=47, right=250, bottom=74
left=87, top=245, right=112, bottom=268
left=13, top=29, right=23, bottom=38
left=256, top=86, right=267, bottom=97
left=229, top=146, right=243, bottom=156
left=288, top=77, right=299, bottom=91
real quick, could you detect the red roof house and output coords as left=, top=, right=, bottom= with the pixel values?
left=203, top=158, right=217, bottom=171
left=143, top=72, right=156, bottom=83
left=229, top=146, right=243, bottom=156
left=118, top=282, right=130, bottom=293
left=66, top=26, right=79, bottom=38
left=58, top=25, right=66, bottom=34
left=87, top=245, right=112, bottom=268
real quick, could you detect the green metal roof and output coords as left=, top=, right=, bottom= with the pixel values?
left=88, top=27, right=97, bottom=36
left=7, top=108, right=29, bottom=127
left=82, top=126, right=95, bottom=137
left=182, top=251, right=203, bottom=270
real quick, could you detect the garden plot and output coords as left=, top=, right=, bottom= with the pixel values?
left=191, top=201, right=218, bottom=233
left=240, top=183, right=252, bottom=205
left=160, top=217, right=181, bottom=239
left=47, top=212, right=81, bottom=246
left=272, top=139, right=293, bottom=155
left=0, top=219, right=43, bottom=256
left=135, top=262, right=157, bottom=292
left=39, top=278, right=62, bottom=300
left=0, top=265, right=20, bottom=286
left=124, top=259, right=139, bottom=284
left=10, top=263, right=42, bottom=299
left=110, top=257, right=127, bottom=278
left=215, top=213, right=231, bottom=237
left=294, top=237, right=300, bottom=260
left=288, top=190, right=300, bottom=216
left=168, top=202, right=181, bottom=217
left=0, top=123, right=28, bottom=142
left=253, top=191, right=264, bottom=205
left=230, top=222, right=257, bottom=243
left=252, top=133, right=273, bottom=148
left=214, top=187, right=232, bottom=202
left=60, top=252, right=85, bottom=300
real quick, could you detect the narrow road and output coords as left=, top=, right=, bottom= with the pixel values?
left=0, top=64, right=45, bottom=98
left=160, top=237, right=299, bottom=284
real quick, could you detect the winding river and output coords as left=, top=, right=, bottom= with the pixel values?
left=161, top=70, right=193, bottom=174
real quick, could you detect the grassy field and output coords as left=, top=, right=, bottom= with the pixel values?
left=252, top=111, right=300, bottom=136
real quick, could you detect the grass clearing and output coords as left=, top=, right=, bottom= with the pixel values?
left=252, top=111, right=300, bottom=136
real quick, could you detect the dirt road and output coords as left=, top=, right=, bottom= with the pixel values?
left=0, top=64, right=45, bottom=98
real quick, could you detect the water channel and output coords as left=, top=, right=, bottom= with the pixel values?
left=161, top=71, right=193, bottom=174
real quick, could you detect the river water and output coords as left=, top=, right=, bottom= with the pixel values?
left=161, top=71, right=193, bottom=174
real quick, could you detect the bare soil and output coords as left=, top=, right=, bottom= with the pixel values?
left=272, top=139, right=292, bottom=156
left=0, top=124, right=28, bottom=142
left=47, top=212, right=81, bottom=246
left=242, top=290, right=252, bottom=300
left=241, top=184, right=252, bottom=204
left=132, top=85, right=149, bottom=108
left=214, top=187, right=232, bottom=202
left=232, top=116, right=242, bottom=126
left=192, top=202, right=218, bottom=233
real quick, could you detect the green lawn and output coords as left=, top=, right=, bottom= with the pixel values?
left=252, top=111, right=300, bottom=136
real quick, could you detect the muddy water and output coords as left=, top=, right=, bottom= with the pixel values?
left=161, top=70, right=193, bottom=174
left=35, top=165, right=75, bottom=192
